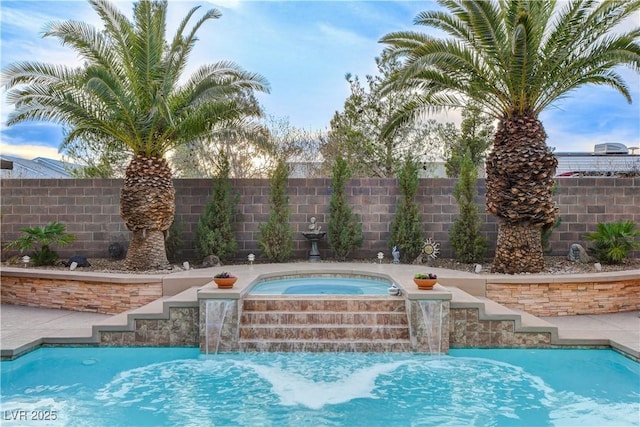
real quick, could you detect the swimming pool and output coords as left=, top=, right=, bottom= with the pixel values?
left=250, top=276, right=392, bottom=295
left=1, top=348, right=638, bottom=426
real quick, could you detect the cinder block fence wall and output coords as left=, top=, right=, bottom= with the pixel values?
left=1, top=177, right=638, bottom=263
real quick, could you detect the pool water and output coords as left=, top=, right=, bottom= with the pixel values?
left=250, top=276, right=391, bottom=295
left=1, top=348, right=638, bottom=426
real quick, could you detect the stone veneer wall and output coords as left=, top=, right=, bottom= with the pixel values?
left=406, top=300, right=450, bottom=353
left=1, top=177, right=638, bottom=262
left=199, top=299, right=239, bottom=353
left=99, top=307, right=199, bottom=346
left=450, top=308, right=552, bottom=348
left=0, top=276, right=163, bottom=314
left=100, top=305, right=531, bottom=352
left=485, top=278, right=640, bottom=316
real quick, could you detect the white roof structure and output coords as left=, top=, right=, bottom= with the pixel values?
left=554, top=143, right=640, bottom=177
left=0, top=155, right=79, bottom=179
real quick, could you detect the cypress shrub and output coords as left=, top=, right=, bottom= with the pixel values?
left=449, top=150, right=487, bottom=263
left=258, top=160, right=294, bottom=262
left=390, top=158, right=424, bottom=262
left=165, top=219, right=185, bottom=263
left=328, top=156, right=364, bottom=260
left=195, top=151, right=238, bottom=262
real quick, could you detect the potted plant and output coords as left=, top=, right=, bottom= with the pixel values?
left=413, top=273, right=437, bottom=290
left=213, top=272, right=237, bottom=289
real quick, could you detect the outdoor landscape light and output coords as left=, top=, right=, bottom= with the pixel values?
left=183, top=261, right=190, bottom=271
left=21, top=255, right=30, bottom=267
left=248, top=253, right=255, bottom=265
left=377, top=252, right=384, bottom=263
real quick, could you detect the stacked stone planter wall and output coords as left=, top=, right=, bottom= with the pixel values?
left=485, top=277, right=640, bottom=316
left=0, top=273, right=163, bottom=314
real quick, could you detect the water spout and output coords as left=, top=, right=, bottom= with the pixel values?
left=419, top=300, right=443, bottom=354
left=205, top=300, right=235, bottom=355
left=409, top=300, right=444, bottom=354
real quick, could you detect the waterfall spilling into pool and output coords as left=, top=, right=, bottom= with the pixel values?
left=406, top=299, right=448, bottom=354
left=418, top=300, right=444, bottom=354
left=205, top=300, right=235, bottom=355
left=199, top=272, right=452, bottom=353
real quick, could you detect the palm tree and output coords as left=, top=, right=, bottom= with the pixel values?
left=380, top=0, right=640, bottom=273
left=2, top=0, right=269, bottom=270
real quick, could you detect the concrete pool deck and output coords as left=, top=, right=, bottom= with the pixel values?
left=1, top=262, right=639, bottom=360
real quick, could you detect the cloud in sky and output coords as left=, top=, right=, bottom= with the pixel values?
left=1, top=0, right=638, bottom=161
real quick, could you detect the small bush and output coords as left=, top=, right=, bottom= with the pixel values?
left=584, top=220, right=640, bottom=264
left=4, top=221, right=76, bottom=266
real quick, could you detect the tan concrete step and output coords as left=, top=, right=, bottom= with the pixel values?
left=93, top=287, right=199, bottom=334
left=475, top=298, right=564, bottom=342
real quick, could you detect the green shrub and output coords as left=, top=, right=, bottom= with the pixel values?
left=165, top=219, right=185, bottom=263
left=584, top=220, right=640, bottom=264
left=328, top=156, right=364, bottom=260
left=448, top=150, right=487, bottom=263
left=195, top=151, right=238, bottom=262
left=258, top=160, right=293, bottom=262
left=390, top=157, right=424, bottom=262
left=4, top=221, right=76, bottom=266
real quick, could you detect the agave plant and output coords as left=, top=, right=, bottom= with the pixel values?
left=4, top=221, right=76, bottom=266
left=584, top=220, right=640, bottom=264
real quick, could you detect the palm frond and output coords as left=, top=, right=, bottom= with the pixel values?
left=379, top=0, right=640, bottom=121
left=2, top=0, right=270, bottom=160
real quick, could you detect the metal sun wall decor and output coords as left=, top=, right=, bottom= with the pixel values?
left=423, top=238, right=440, bottom=260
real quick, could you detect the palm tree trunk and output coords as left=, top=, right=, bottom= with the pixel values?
left=126, top=229, right=169, bottom=270
left=486, top=112, right=558, bottom=274
left=120, top=155, right=175, bottom=270
left=493, top=222, right=545, bottom=274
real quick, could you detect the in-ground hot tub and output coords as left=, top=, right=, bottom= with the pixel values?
left=249, top=275, right=393, bottom=295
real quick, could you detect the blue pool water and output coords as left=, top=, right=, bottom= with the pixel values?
left=250, top=276, right=390, bottom=295
left=1, top=348, right=638, bottom=426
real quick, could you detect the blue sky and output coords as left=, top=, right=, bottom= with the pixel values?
left=1, top=0, right=639, bottom=161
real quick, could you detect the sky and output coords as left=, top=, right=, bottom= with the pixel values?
left=1, top=0, right=639, bottom=161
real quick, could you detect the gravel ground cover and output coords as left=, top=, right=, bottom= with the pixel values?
left=5, top=255, right=639, bottom=275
